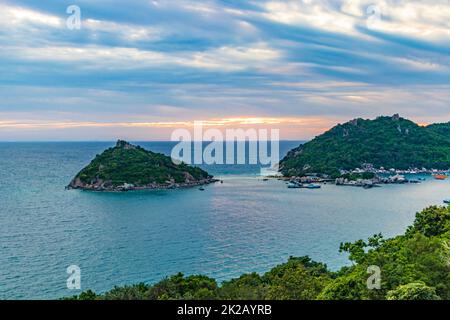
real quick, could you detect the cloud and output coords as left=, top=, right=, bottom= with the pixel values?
left=0, top=0, right=450, bottom=140
left=261, top=0, right=358, bottom=35
left=0, top=4, right=62, bottom=27
left=2, top=42, right=281, bottom=73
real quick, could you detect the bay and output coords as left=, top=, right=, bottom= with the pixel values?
left=0, top=141, right=449, bottom=299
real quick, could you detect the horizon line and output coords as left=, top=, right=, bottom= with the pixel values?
left=0, top=139, right=308, bottom=143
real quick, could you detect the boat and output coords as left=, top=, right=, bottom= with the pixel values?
left=303, top=184, right=321, bottom=189
left=433, top=174, right=448, bottom=180
left=287, top=183, right=302, bottom=189
left=199, top=187, right=205, bottom=191
left=444, top=199, right=450, bottom=204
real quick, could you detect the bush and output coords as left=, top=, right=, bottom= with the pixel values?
left=387, top=282, right=441, bottom=300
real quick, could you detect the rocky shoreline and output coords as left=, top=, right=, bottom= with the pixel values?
left=279, top=168, right=450, bottom=189
left=67, top=177, right=219, bottom=192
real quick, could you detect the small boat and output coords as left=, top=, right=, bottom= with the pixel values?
left=287, top=183, right=302, bottom=189
left=303, top=184, right=321, bottom=189
left=263, top=178, right=269, bottom=182
left=199, top=187, right=205, bottom=191
left=433, top=174, right=448, bottom=180
left=444, top=199, right=450, bottom=204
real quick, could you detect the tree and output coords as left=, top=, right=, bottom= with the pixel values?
left=339, top=239, right=367, bottom=264
left=220, top=273, right=266, bottom=300
left=104, top=283, right=148, bottom=300
left=386, top=282, right=441, bottom=300
left=265, top=264, right=329, bottom=300
left=146, top=273, right=218, bottom=300
left=317, top=271, right=368, bottom=300
left=407, top=206, right=450, bottom=237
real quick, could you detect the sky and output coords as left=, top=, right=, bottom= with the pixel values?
left=1, top=0, right=450, bottom=141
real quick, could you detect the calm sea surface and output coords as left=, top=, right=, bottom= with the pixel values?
left=1, top=141, right=449, bottom=299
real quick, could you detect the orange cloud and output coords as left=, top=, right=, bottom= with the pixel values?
left=0, top=117, right=334, bottom=128
left=0, top=116, right=343, bottom=140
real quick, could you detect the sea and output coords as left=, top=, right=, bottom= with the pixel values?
left=1, top=141, right=449, bottom=299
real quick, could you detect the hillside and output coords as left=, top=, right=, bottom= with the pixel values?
left=67, top=140, right=213, bottom=191
left=279, top=115, right=450, bottom=177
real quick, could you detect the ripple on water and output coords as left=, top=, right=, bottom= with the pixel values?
left=1, top=142, right=449, bottom=299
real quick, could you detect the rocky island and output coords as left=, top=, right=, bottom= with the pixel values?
left=67, top=140, right=216, bottom=191
left=280, top=114, right=450, bottom=178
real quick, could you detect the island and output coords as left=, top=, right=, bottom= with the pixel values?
left=279, top=114, right=450, bottom=178
left=67, top=140, right=216, bottom=191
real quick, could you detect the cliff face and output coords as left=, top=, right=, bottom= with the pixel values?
left=67, top=140, right=214, bottom=191
left=280, top=115, right=450, bottom=177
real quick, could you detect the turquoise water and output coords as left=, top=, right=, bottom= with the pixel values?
left=1, top=142, right=450, bottom=299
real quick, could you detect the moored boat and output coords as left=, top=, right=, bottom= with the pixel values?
left=433, top=174, right=448, bottom=180
left=303, top=184, right=321, bottom=189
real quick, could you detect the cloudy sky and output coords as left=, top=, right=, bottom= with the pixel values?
left=1, top=0, right=450, bottom=140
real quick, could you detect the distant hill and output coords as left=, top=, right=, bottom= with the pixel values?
left=279, top=115, right=450, bottom=177
left=67, top=140, right=213, bottom=191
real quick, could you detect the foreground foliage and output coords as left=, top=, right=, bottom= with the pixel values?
left=67, top=206, right=450, bottom=300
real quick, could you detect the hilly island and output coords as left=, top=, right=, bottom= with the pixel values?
left=68, top=140, right=214, bottom=191
left=280, top=115, right=450, bottom=178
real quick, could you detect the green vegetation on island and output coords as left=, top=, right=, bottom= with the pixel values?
left=280, top=115, right=450, bottom=177
left=67, top=140, right=213, bottom=191
left=67, top=205, right=450, bottom=300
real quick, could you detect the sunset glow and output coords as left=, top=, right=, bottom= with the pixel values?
left=1, top=0, right=450, bottom=140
